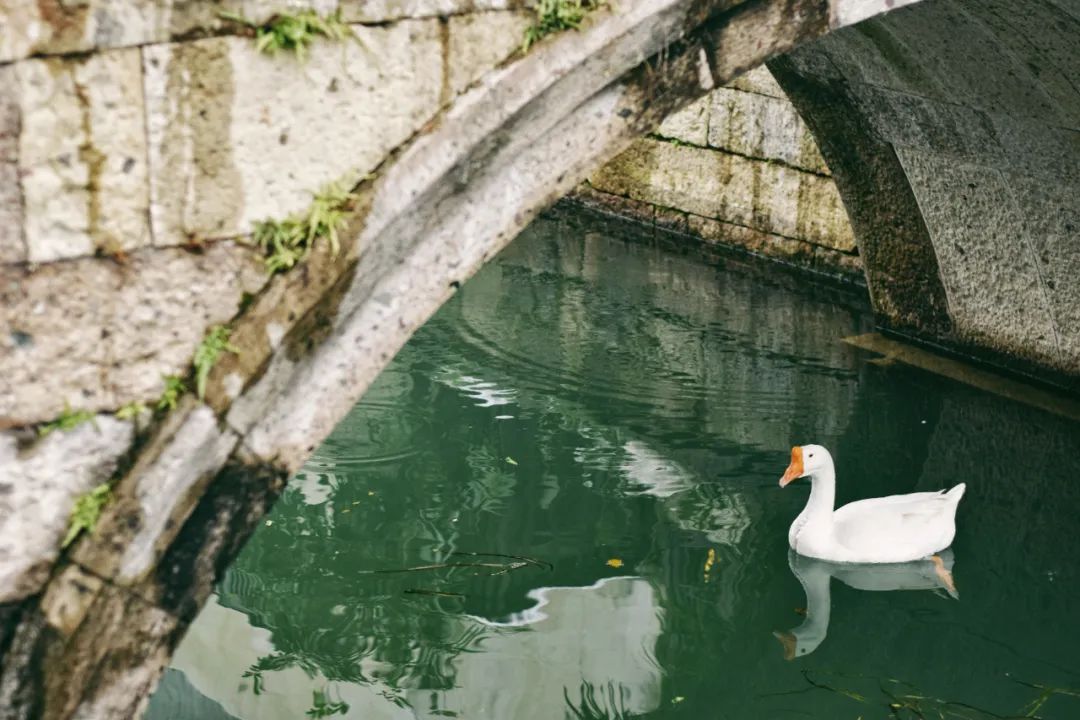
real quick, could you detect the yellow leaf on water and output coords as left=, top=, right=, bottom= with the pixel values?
left=606, top=558, right=624, bottom=568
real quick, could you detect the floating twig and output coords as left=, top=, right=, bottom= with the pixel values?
left=404, top=588, right=467, bottom=599
left=451, top=551, right=554, bottom=571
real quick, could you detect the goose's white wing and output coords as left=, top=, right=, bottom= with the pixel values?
left=831, top=485, right=965, bottom=563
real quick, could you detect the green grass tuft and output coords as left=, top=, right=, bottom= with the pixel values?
left=115, top=400, right=146, bottom=421
left=253, top=180, right=358, bottom=274
left=194, top=326, right=239, bottom=399
left=220, top=10, right=353, bottom=61
left=522, top=0, right=599, bottom=53
left=62, top=483, right=111, bottom=548
left=157, top=374, right=186, bottom=412
left=38, top=404, right=95, bottom=437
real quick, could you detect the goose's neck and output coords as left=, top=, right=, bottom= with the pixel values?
left=803, top=461, right=836, bottom=523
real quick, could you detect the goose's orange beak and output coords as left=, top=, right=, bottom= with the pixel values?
left=779, top=446, right=804, bottom=487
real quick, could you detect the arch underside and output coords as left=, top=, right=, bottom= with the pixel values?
left=5, top=0, right=1080, bottom=715
left=773, top=0, right=1080, bottom=387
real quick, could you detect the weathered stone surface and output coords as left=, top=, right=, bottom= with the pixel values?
left=13, top=49, right=150, bottom=263
left=729, top=65, right=785, bottom=97
left=896, top=148, right=1062, bottom=367
left=0, top=242, right=264, bottom=426
left=144, top=20, right=442, bottom=246
left=708, top=87, right=827, bottom=173
left=589, top=138, right=852, bottom=251
left=109, top=242, right=267, bottom=406
left=0, top=416, right=132, bottom=603
left=39, top=582, right=179, bottom=720
left=0, top=259, right=120, bottom=422
left=656, top=95, right=710, bottom=146
left=0, top=66, right=25, bottom=264
left=340, top=0, right=520, bottom=22
left=1002, top=174, right=1080, bottom=374
left=591, top=139, right=747, bottom=225
left=40, top=564, right=103, bottom=639
left=687, top=213, right=862, bottom=277
left=447, top=11, right=533, bottom=98
left=72, top=401, right=238, bottom=587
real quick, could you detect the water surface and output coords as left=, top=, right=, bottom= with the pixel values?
left=148, top=209, right=1080, bottom=720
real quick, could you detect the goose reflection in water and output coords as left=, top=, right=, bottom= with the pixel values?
left=775, top=549, right=958, bottom=660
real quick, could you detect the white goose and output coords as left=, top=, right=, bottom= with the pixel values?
left=780, top=444, right=965, bottom=564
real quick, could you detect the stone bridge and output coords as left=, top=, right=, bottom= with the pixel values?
left=1, top=0, right=1078, bottom=716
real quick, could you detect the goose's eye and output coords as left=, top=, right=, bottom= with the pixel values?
left=808, top=453, right=814, bottom=458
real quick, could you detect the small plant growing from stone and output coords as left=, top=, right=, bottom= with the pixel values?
left=220, top=9, right=353, bottom=60
left=61, top=483, right=111, bottom=548
left=522, top=0, right=600, bottom=53
left=253, top=180, right=358, bottom=274
left=38, top=404, right=95, bottom=437
left=115, top=401, right=146, bottom=421
left=157, top=375, right=186, bottom=411
left=194, top=326, right=240, bottom=399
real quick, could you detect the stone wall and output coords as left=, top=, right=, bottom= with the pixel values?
left=0, top=6, right=530, bottom=429
left=576, top=66, right=860, bottom=280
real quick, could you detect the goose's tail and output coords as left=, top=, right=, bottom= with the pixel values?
left=945, top=483, right=966, bottom=504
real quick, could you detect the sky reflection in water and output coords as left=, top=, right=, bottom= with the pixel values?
left=148, top=209, right=1080, bottom=720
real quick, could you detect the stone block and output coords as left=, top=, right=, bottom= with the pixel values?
left=144, top=20, right=442, bottom=246
left=0, top=260, right=120, bottom=423
left=728, top=65, right=784, bottom=98
left=589, top=138, right=752, bottom=226
left=851, top=82, right=1001, bottom=163
left=897, top=148, right=1063, bottom=368
left=448, top=11, right=533, bottom=98
left=1002, top=173, right=1080, bottom=374
left=824, top=2, right=1065, bottom=125
left=657, top=95, right=710, bottom=146
left=0, top=416, right=133, bottom=602
left=790, top=168, right=855, bottom=252
left=109, top=242, right=267, bottom=404
left=708, top=87, right=827, bottom=173
left=0, top=242, right=265, bottom=426
left=15, top=49, right=150, bottom=263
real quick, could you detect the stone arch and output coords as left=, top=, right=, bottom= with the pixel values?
left=770, top=0, right=1080, bottom=387
left=19, top=0, right=1080, bottom=715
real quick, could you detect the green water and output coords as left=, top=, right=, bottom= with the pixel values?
left=148, top=210, right=1080, bottom=720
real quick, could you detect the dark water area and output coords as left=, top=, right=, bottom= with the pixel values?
left=147, top=209, right=1080, bottom=720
